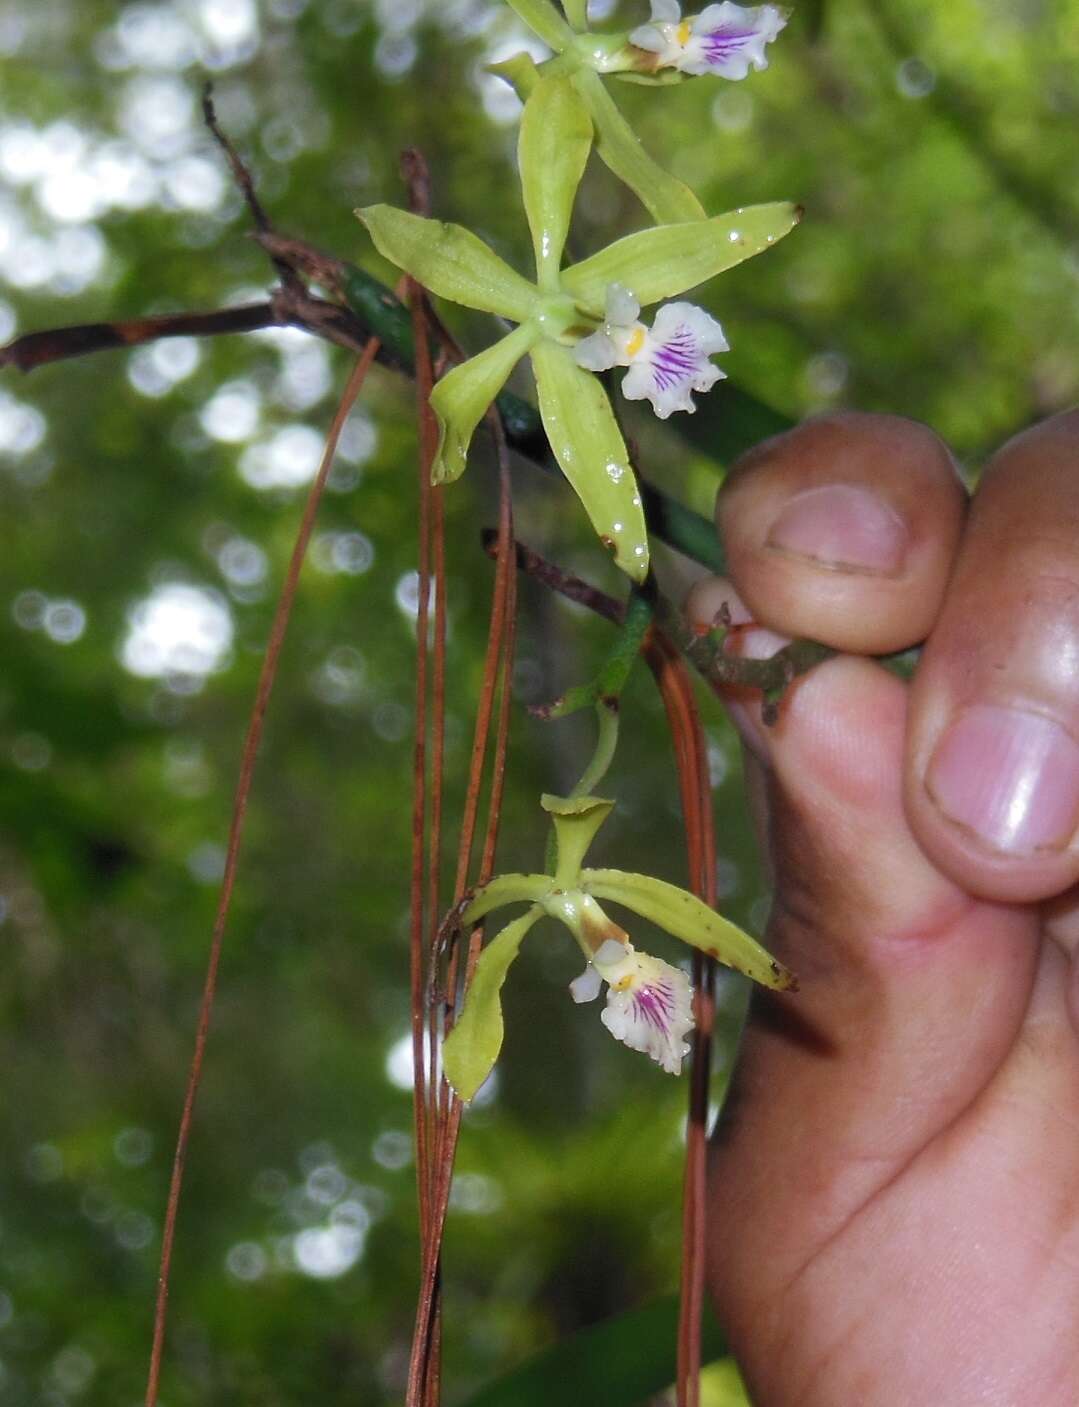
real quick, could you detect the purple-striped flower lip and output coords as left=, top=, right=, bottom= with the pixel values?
left=575, top=937, right=694, bottom=1074
left=573, top=282, right=730, bottom=419
left=629, top=1, right=788, bottom=79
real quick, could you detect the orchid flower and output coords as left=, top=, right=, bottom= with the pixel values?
left=574, top=282, right=729, bottom=418
left=441, top=793, right=795, bottom=1101
left=495, top=1, right=790, bottom=225
left=572, top=937, right=695, bottom=1075
left=629, top=1, right=788, bottom=79
left=358, top=76, right=798, bottom=580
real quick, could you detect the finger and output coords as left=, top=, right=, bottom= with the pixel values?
left=717, top=411, right=967, bottom=655
left=683, top=570, right=1036, bottom=1290
left=906, top=410, right=1079, bottom=904
left=691, top=604, right=1039, bottom=1299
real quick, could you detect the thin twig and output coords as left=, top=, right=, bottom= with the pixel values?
left=482, top=531, right=836, bottom=716
left=479, top=529, right=624, bottom=624
left=143, top=343, right=379, bottom=1407
left=201, top=82, right=306, bottom=298
left=644, top=630, right=717, bottom=1407
left=407, top=384, right=519, bottom=1407
left=0, top=304, right=278, bottom=373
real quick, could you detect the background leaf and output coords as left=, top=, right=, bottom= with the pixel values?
left=457, top=1294, right=730, bottom=1407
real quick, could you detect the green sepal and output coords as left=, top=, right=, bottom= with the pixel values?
left=430, top=323, right=541, bottom=483
left=561, top=202, right=802, bottom=316
left=357, top=205, right=539, bottom=322
left=443, top=906, right=544, bottom=1102
left=486, top=50, right=542, bottom=102
left=541, top=793, right=614, bottom=884
left=505, top=0, right=574, bottom=50
left=529, top=340, right=649, bottom=582
left=461, top=873, right=554, bottom=926
left=581, top=868, right=798, bottom=990
left=519, top=77, right=593, bottom=290
left=573, top=69, right=705, bottom=225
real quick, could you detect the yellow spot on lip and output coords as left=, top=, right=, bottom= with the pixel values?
left=676, top=19, right=692, bottom=44
left=625, top=326, right=646, bottom=358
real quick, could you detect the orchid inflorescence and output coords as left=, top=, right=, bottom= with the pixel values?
left=357, top=0, right=796, bottom=582
left=360, top=1, right=799, bottom=1087
left=442, top=795, right=796, bottom=1100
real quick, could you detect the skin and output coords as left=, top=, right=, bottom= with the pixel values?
left=688, top=411, right=1079, bottom=1406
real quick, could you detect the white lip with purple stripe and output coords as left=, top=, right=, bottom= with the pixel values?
left=629, top=0, right=788, bottom=80
left=573, top=937, right=695, bottom=1075
left=573, top=282, right=730, bottom=419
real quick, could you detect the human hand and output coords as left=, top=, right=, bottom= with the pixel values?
left=690, top=411, right=1079, bottom=1405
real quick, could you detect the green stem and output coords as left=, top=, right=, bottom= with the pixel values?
left=571, top=700, right=620, bottom=798
left=534, top=583, right=655, bottom=719
left=562, top=0, right=589, bottom=31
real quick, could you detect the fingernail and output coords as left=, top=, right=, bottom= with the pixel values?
left=927, top=704, right=1079, bottom=855
left=765, top=484, right=909, bottom=575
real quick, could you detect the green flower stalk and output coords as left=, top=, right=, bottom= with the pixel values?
left=442, top=793, right=796, bottom=1101
left=357, top=75, right=798, bottom=580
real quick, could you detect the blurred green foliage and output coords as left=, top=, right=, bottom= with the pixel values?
left=1, top=1, right=1077, bottom=1404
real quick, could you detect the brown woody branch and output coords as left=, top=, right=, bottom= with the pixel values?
left=481, top=530, right=834, bottom=719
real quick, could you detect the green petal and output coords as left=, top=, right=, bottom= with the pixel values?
left=443, top=906, right=544, bottom=1102
left=561, top=203, right=802, bottom=317
left=573, top=70, right=705, bottom=225
left=520, top=77, right=593, bottom=290
left=357, top=205, right=539, bottom=321
left=581, top=869, right=797, bottom=990
left=541, top=793, right=615, bottom=885
left=529, top=340, right=649, bottom=582
left=430, top=324, right=541, bottom=484
left=461, top=873, right=554, bottom=926
left=486, top=50, right=542, bottom=102
left=505, top=0, right=574, bottom=50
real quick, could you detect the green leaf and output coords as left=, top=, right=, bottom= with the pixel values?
left=541, top=793, right=614, bottom=883
left=529, top=340, right=649, bottom=581
left=573, top=69, right=706, bottom=225
left=430, top=323, right=541, bottom=483
left=443, top=906, right=544, bottom=1101
left=581, top=869, right=798, bottom=989
left=561, top=203, right=802, bottom=316
left=457, top=1294, right=729, bottom=1407
left=519, top=77, right=593, bottom=289
left=461, top=873, right=554, bottom=926
left=357, top=205, right=539, bottom=321
left=505, top=0, right=574, bottom=50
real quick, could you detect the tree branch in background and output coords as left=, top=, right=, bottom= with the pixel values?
left=0, top=304, right=278, bottom=372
